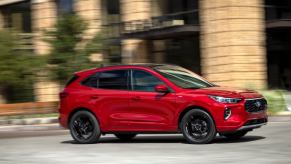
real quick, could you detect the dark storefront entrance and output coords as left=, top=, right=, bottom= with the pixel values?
left=266, top=0, right=291, bottom=90
left=151, top=35, right=201, bottom=74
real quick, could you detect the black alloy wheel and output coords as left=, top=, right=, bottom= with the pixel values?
left=181, top=109, right=216, bottom=144
left=69, top=110, right=101, bottom=144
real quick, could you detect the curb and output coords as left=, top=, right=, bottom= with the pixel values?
left=269, top=111, right=291, bottom=116
left=268, top=116, right=291, bottom=122
left=0, top=117, right=58, bottom=126
left=0, top=123, right=63, bottom=132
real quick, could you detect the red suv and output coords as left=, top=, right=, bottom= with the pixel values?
left=59, top=64, right=267, bottom=144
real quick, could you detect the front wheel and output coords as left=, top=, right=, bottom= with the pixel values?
left=69, top=110, right=101, bottom=144
left=221, top=131, right=248, bottom=140
left=180, top=109, right=216, bottom=144
left=114, top=133, right=137, bottom=141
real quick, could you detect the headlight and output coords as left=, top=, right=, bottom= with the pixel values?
left=209, top=95, right=241, bottom=104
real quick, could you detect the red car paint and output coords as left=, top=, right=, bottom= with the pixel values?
left=59, top=64, right=267, bottom=133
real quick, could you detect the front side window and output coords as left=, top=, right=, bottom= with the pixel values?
left=132, top=70, right=164, bottom=92
left=154, top=65, right=214, bottom=89
left=98, top=70, right=128, bottom=90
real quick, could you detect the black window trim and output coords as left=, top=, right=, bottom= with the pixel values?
left=66, top=74, right=79, bottom=87
left=80, top=69, right=130, bottom=91
left=129, top=69, right=174, bottom=93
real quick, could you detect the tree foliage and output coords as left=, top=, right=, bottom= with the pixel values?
left=45, top=13, right=105, bottom=85
left=0, top=30, right=44, bottom=102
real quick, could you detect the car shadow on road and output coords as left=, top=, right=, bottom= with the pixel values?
left=212, top=135, right=266, bottom=144
left=61, top=135, right=265, bottom=144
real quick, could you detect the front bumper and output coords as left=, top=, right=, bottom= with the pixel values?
left=238, top=122, right=267, bottom=131
left=214, top=100, right=268, bottom=132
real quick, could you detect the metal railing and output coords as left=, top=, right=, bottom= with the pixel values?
left=104, top=10, right=199, bottom=38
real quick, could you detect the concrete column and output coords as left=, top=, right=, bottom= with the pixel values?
left=200, top=0, right=267, bottom=89
left=120, top=0, right=151, bottom=63
left=32, top=0, right=57, bottom=55
left=74, top=0, right=102, bottom=41
left=32, top=0, right=59, bottom=102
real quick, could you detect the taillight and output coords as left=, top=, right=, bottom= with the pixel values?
left=59, top=91, right=68, bottom=99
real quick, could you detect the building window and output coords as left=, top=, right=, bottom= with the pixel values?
left=1, top=1, right=32, bottom=33
left=106, top=0, right=120, bottom=15
left=102, top=0, right=122, bottom=63
left=266, top=0, right=291, bottom=20
left=57, top=0, right=74, bottom=15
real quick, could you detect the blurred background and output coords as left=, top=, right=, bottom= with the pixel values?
left=0, top=0, right=291, bottom=120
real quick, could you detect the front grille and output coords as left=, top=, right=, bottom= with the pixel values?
left=244, top=118, right=268, bottom=126
left=245, top=98, right=267, bottom=112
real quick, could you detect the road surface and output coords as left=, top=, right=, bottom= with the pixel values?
left=0, top=122, right=290, bottom=164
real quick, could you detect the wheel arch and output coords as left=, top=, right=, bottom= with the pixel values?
left=177, top=105, right=216, bottom=130
left=68, top=107, right=100, bottom=127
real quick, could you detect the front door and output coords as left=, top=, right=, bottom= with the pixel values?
left=128, top=69, right=177, bottom=131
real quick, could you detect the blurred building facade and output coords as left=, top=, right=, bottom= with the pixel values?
left=0, top=0, right=290, bottom=102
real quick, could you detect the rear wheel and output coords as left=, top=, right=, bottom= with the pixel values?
left=69, top=110, right=101, bottom=144
left=221, top=131, right=248, bottom=140
left=114, top=133, right=137, bottom=141
left=180, top=109, right=216, bottom=144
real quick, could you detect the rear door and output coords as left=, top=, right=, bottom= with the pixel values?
left=81, top=69, right=131, bottom=131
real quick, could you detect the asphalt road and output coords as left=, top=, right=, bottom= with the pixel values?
left=0, top=122, right=290, bottom=164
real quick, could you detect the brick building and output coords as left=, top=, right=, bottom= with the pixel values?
left=0, top=0, right=290, bottom=102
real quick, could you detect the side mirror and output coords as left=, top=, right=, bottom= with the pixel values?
left=154, top=84, right=169, bottom=93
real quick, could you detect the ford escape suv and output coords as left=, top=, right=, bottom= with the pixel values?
left=59, top=64, right=267, bottom=144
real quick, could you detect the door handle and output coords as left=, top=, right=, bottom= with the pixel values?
left=90, top=95, right=99, bottom=99
left=131, top=96, right=141, bottom=101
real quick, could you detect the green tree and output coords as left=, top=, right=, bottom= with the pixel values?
left=45, top=13, right=105, bottom=85
left=0, top=30, right=43, bottom=103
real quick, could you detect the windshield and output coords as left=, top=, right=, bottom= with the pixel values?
left=154, top=65, right=215, bottom=89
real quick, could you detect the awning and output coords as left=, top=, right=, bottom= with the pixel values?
left=267, top=20, right=291, bottom=29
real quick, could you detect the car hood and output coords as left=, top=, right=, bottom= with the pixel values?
left=183, top=87, right=263, bottom=99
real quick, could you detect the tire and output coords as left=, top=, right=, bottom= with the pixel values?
left=180, top=109, right=216, bottom=144
left=114, top=133, right=137, bottom=141
left=69, top=110, right=101, bottom=144
left=221, top=131, right=248, bottom=140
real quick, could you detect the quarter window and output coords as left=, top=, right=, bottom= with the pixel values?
left=132, top=70, right=164, bottom=92
left=82, top=74, right=98, bottom=88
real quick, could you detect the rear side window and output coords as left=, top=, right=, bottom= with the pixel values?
left=66, top=75, right=79, bottom=87
left=98, top=70, right=128, bottom=90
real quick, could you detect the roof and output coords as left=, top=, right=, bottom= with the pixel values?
left=98, top=63, right=171, bottom=69
left=75, top=63, right=178, bottom=75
